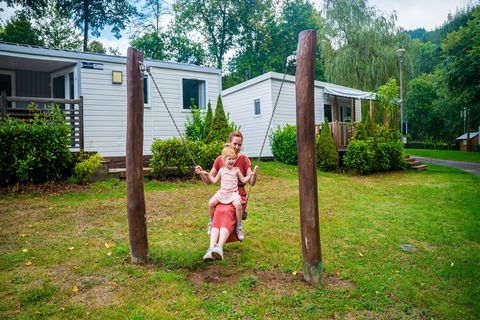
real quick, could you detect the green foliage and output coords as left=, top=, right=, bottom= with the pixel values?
left=343, top=139, right=374, bottom=174
left=86, top=40, right=106, bottom=54
left=269, top=124, right=297, bottom=165
left=345, top=124, right=405, bottom=174
left=71, top=153, right=104, bottom=184
left=185, top=105, right=205, bottom=142
left=150, top=138, right=223, bottom=179
left=206, top=96, right=230, bottom=143
left=0, top=13, right=43, bottom=46
left=131, top=32, right=167, bottom=60
left=203, top=101, right=213, bottom=140
left=0, top=105, right=72, bottom=186
left=377, top=78, right=400, bottom=130
left=316, top=121, right=339, bottom=171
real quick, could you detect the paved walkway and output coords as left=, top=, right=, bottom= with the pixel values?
left=414, top=156, right=480, bottom=176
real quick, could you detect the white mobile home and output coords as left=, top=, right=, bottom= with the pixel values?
left=0, top=42, right=221, bottom=160
left=222, top=72, right=374, bottom=158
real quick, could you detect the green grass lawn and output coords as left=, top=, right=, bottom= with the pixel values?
left=407, top=148, right=480, bottom=163
left=1, top=162, right=479, bottom=319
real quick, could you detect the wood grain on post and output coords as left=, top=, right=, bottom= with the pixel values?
left=126, top=47, right=149, bottom=263
left=295, top=30, right=323, bottom=284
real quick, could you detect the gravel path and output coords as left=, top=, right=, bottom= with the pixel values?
left=413, top=156, right=480, bottom=176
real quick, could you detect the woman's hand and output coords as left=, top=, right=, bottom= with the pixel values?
left=250, top=165, right=259, bottom=186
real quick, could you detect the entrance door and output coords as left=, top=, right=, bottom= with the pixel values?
left=51, top=68, right=76, bottom=109
left=0, top=71, right=15, bottom=107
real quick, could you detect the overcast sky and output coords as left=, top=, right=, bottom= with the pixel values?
left=1, top=0, right=477, bottom=55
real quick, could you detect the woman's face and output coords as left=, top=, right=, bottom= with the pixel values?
left=230, top=136, right=243, bottom=155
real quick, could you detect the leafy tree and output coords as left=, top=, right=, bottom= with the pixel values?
left=57, top=0, right=137, bottom=51
left=405, top=74, right=442, bottom=140
left=442, top=6, right=480, bottom=150
left=164, top=22, right=206, bottom=65
left=86, top=40, right=106, bottom=53
left=316, top=120, right=339, bottom=171
left=408, top=40, right=440, bottom=77
left=0, top=13, right=43, bottom=46
left=376, top=78, right=399, bottom=130
left=203, top=100, right=213, bottom=140
left=174, top=0, right=240, bottom=69
left=207, top=95, right=230, bottom=142
left=131, top=32, right=167, bottom=60
left=36, top=0, right=82, bottom=50
left=135, top=0, right=170, bottom=35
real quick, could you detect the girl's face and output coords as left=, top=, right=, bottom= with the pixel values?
left=225, top=156, right=236, bottom=169
left=229, top=136, right=243, bottom=155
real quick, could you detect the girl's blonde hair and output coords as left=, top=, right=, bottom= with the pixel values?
left=221, top=146, right=236, bottom=160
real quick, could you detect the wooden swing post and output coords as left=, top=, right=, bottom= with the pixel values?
left=126, top=47, right=149, bottom=263
left=295, top=30, right=323, bottom=284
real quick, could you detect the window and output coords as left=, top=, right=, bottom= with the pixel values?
left=324, top=104, right=332, bottom=122
left=341, top=105, right=351, bottom=122
left=182, top=78, right=206, bottom=109
left=254, top=98, right=261, bottom=115
left=144, top=75, right=150, bottom=107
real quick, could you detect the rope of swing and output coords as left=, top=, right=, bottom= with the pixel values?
left=244, top=54, right=296, bottom=207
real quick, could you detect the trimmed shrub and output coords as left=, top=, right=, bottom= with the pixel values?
left=343, top=139, right=375, bottom=174
left=71, top=152, right=104, bottom=184
left=206, top=95, right=230, bottom=143
left=203, top=100, right=213, bottom=140
left=269, top=124, right=297, bottom=165
left=316, top=121, right=339, bottom=171
left=0, top=106, right=72, bottom=186
left=150, top=138, right=223, bottom=179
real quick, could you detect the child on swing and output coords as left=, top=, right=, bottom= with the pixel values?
left=196, top=146, right=257, bottom=241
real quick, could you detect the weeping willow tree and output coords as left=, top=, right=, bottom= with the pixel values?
left=322, top=0, right=410, bottom=91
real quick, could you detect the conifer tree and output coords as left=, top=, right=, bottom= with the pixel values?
left=207, top=95, right=230, bottom=142
left=203, top=100, right=213, bottom=141
left=316, top=120, right=339, bottom=171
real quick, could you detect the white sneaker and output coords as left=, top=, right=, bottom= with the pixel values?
left=236, top=226, right=244, bottom=241
left=211, top=245, right=223, bottom=260
left=203, top=248, right=214, bottom=262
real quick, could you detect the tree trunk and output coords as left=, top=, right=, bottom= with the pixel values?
left=83, top=0, right=89, bottom=51
left=126, top=48, right=149, bottom=263
left=295, top=30, right=322, bottom=284
left=467, top=106, right=472, bottom=152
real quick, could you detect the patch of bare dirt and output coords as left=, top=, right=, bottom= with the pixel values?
left=0, top=181, right=88, bottom=196
left=187, top=265, right=241, bottom=288
left=322, top=272, right=356, bottom=290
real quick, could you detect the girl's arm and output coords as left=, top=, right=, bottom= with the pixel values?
left=237, top=168, right=252, bottom=184
left=211, top=169, right=221, bottom=184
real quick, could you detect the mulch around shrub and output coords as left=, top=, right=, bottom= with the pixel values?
left=0, top=181, right=88, bottom=195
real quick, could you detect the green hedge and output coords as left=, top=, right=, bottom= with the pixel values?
left=269, top=124, right=298, bottom=165
left=0, top=108, right=72, bottom=186
left=150, top=138, right=224, bottom=179
left=405, top=141, right=456, bottom=150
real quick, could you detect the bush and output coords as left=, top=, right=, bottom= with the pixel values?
left=316, top=121, right=339, bottom=171
left=71, top=153, right=104, bottom=184
left=343, top=139, right=375, bottom=174
left=150, top=138, right=223, bottom=179
left=206, top=95, right=230, bottom=143
left=185, top=105, right=205, bottom=141
left=269, top=124, right=297, bottom=165
left=0, top=106, right=72, bottom=186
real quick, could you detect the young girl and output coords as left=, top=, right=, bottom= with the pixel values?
left=196, top=146, right=256, bottom=241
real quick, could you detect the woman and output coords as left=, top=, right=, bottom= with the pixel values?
left=195, top=131, right=258, bottom=261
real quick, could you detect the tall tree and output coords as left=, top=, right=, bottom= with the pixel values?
left=36, top=0, right=82, bottom=50
left=57, top=0, right=137, bottom=51
left=0, top=13, right=43, bottom=45
left=86, top=39, right=106, bottom=53
left=174, top=0, right=240, bottom=69
left=131, top=32, right=167, bottom=60
left=442, top=6, right=480, bottom=151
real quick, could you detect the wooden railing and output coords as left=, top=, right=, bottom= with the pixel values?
left=0, top=93, right=84, bottom=150
left=315, top=121, right=355, bottom=150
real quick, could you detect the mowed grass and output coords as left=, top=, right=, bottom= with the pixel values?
left=407, top=148, right=480, bottom=163
left=0, top=162, right=479, bottom=319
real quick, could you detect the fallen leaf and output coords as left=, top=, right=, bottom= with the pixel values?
left=222, top=290, right=227, bottom=294
left=68, top=247, right=74, bottom=251
left=107, top=252, right=112, bottom=256
left=71, top=286, right=79, bottom=293
left=334, top=269, right=340, bottom=277
left=22, top=248, right=28, bottom=253
left=24, top=261, right=32, bottom=266
left=358, top=252, right=364, bottom=257
left=178, top=232, right=183, bottom=236
left=104, top=243, right=110, bottom=248
left=20, top=233, right=26, bottom=237
left=292, top=271, right=298, bottom=276
left=450, top=262, right=454, bottom=267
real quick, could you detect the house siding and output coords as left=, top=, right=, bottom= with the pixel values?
left=81, top=62, right=221, bottom=157
left=223, top=78, right=272, bottom=158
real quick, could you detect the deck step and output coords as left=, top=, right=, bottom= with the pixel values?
left=412, top=164, right=428, bottom=172
left=408, top=160, right=422, bottom=167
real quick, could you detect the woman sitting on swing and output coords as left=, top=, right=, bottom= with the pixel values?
left=195, top=131, right=259, bottom=261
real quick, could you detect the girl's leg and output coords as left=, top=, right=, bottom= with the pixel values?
left=208, top=197, right=219, bottom=221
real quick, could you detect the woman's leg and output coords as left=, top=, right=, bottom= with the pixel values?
left=209, top=227, right=220, bottom=249
left=217, top=228, right=230, bottom=248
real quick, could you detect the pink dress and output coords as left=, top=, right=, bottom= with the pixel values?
left=214, top=167, right=242, bottom=204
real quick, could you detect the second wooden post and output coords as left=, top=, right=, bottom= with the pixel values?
left=126, top=47, right=149, bottom=263
left=295, top=30, right=323, bottom=283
